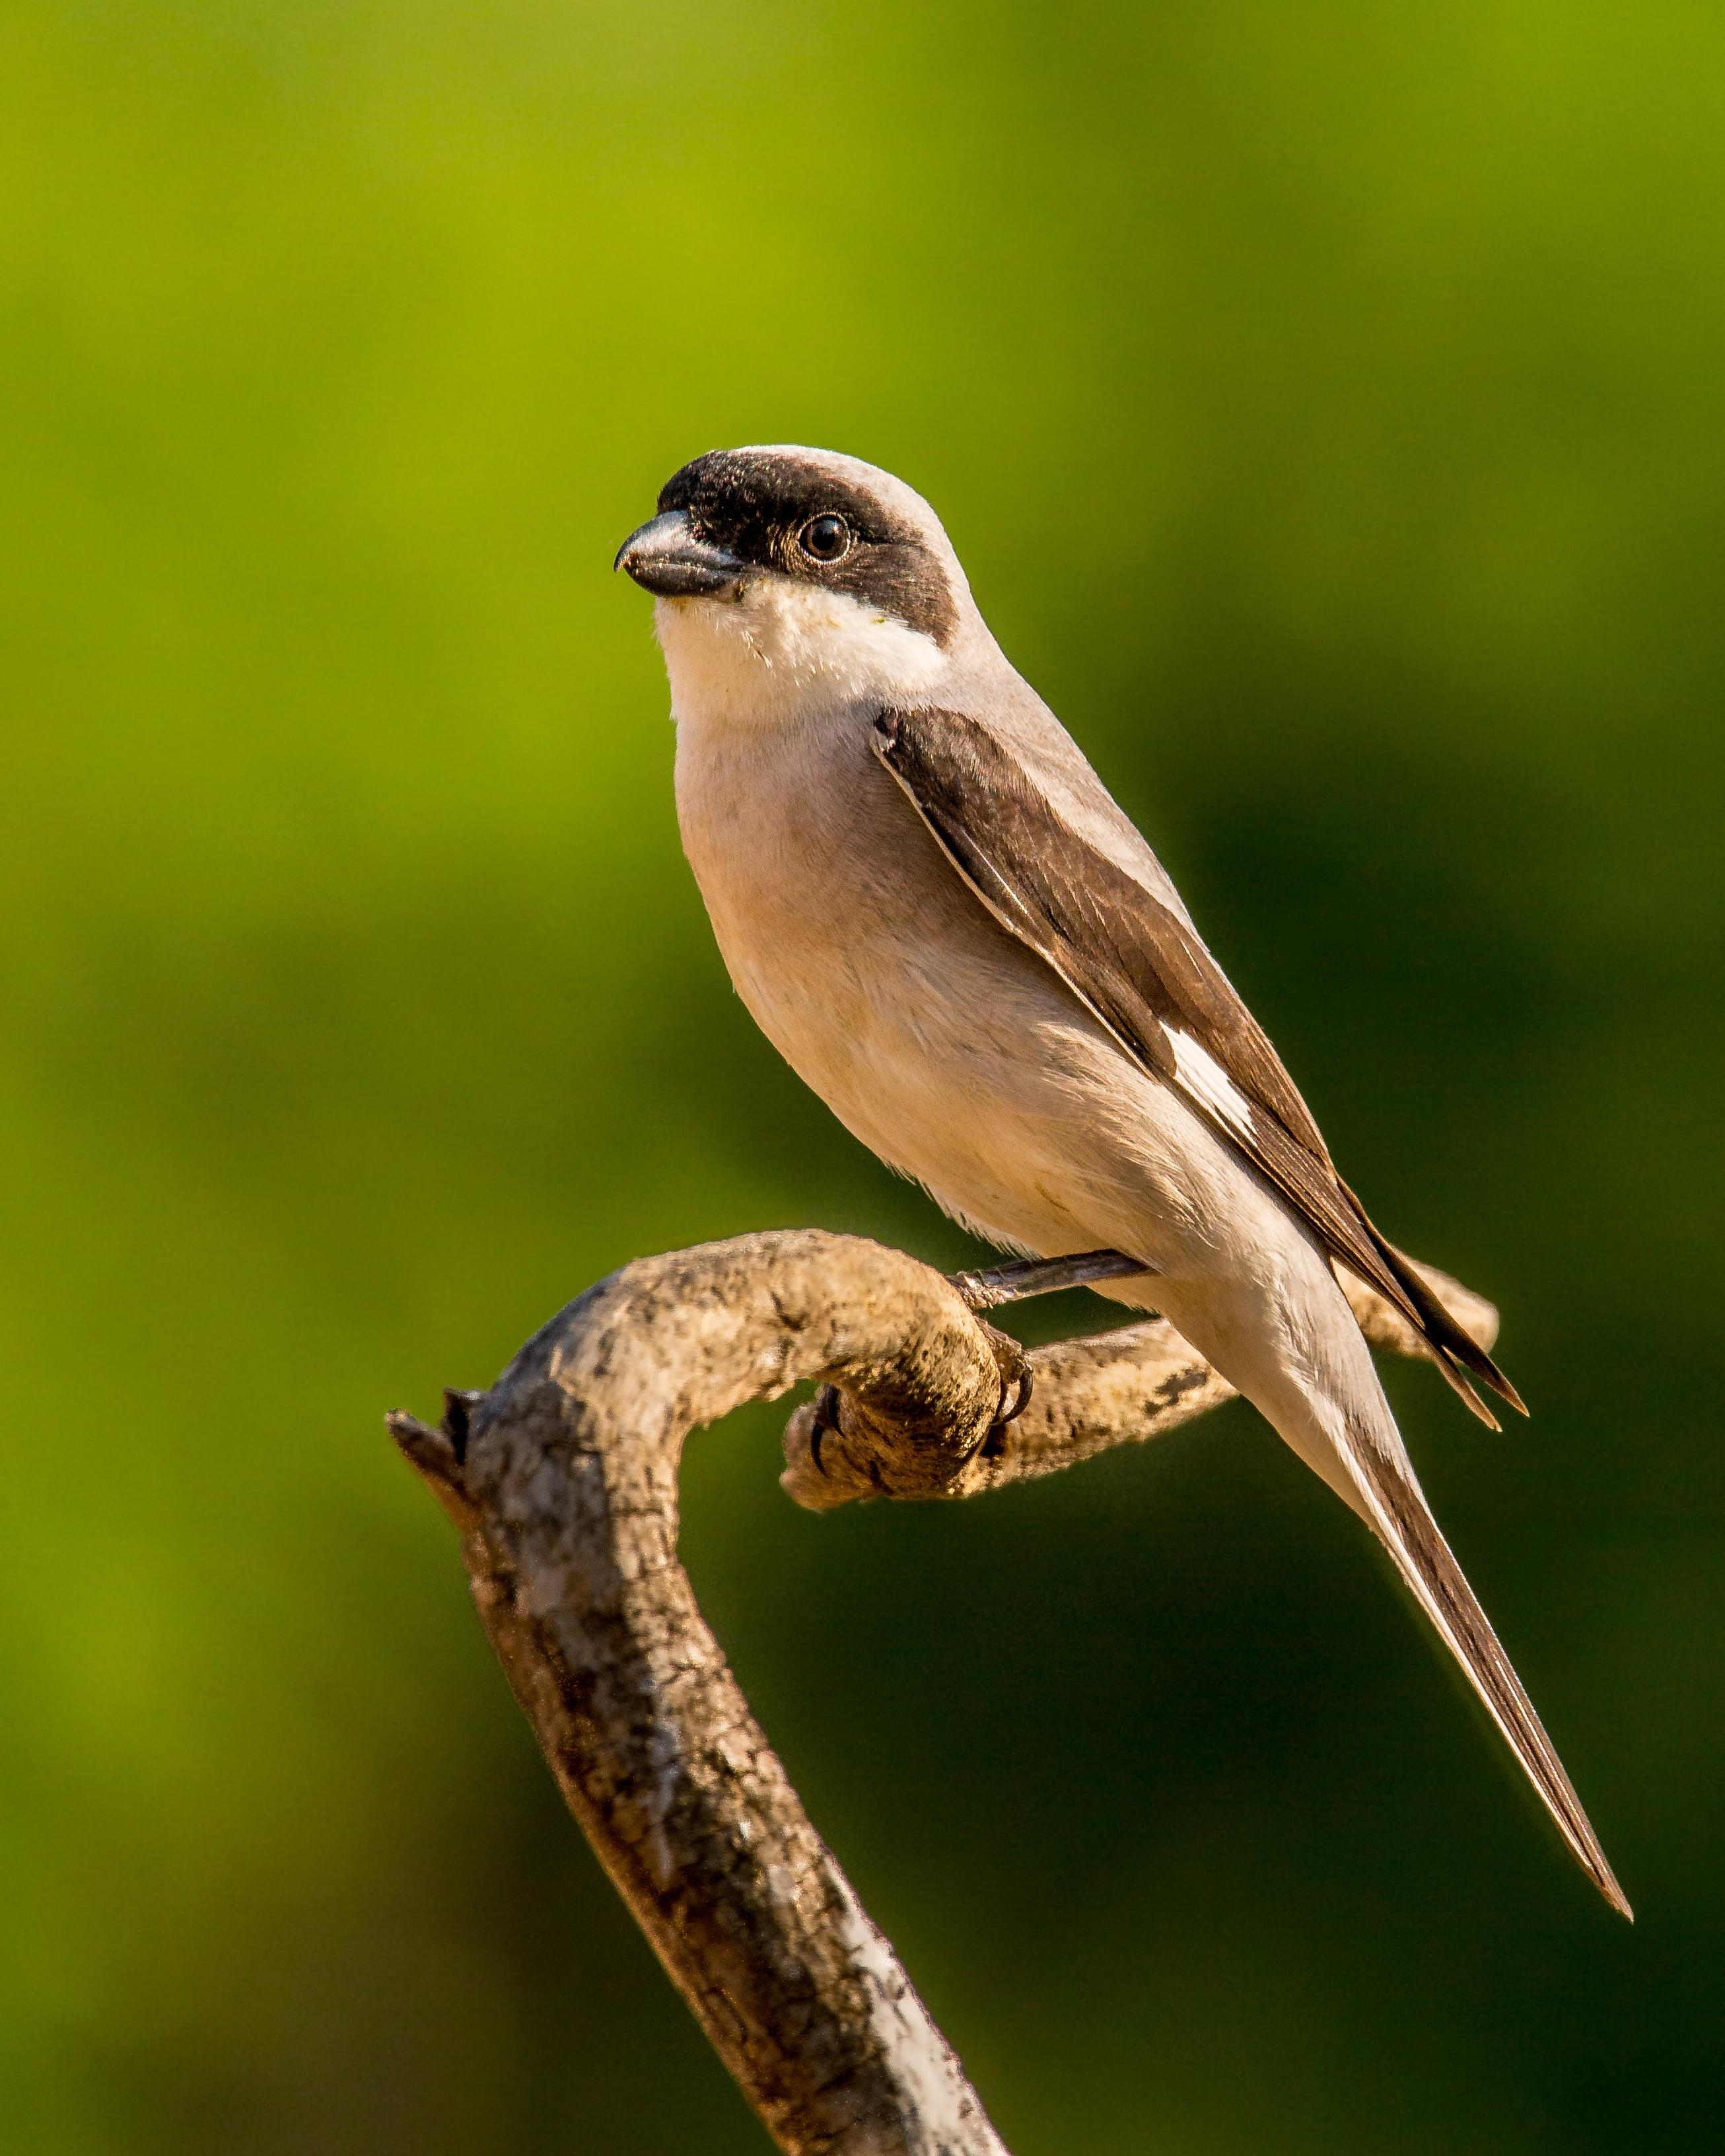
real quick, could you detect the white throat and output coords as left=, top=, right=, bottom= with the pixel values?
left=654, top=577, right=948, bottom=734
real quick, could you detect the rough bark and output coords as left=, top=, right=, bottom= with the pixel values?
left=389, top=1228, right=1495, bottom=2154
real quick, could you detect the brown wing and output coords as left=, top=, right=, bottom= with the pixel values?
left=873, top=705, right=1524, bottom=1422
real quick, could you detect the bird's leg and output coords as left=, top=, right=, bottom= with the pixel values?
left=946, top=1247, right=1156, bottom=1311
left=949, top=1249, right=1153, bottom=1455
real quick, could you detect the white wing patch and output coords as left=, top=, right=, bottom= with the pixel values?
left=1166, top=1027, right=1255, bottom=1135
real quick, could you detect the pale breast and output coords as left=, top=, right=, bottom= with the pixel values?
left=670, top=705, right=1235, bottom=1263
left=674, top=707, right=1011, bottom=1123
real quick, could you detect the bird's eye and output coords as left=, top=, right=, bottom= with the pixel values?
left=797, top=514, right=851, bottom=564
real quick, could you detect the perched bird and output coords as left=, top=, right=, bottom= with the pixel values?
left=616, top=446, right=1629, bottom=1917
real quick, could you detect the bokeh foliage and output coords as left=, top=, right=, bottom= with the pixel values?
left=3, top=3, right=1722, bottom=2148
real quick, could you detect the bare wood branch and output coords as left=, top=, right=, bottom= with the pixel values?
left=390, top=1228, right=1498, bottom=2150
left=781, top=1251, right=1498, bottom=1513
left=392, top=1231, right=1019, bottom=2156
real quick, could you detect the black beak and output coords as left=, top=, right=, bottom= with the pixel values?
left=614, top=510, right=742, bottom=598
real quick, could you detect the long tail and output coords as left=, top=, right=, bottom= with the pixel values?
left=1337, top=1423, right=1631, bottom=1918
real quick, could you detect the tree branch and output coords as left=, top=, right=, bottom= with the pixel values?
left=780, top=1248, right=1497, bottom=1512
left=388, top=1228, right=1496, bottom=2153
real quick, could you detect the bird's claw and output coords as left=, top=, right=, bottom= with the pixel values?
left=806, top=1328, right=1027, bottom=1477
left=977, top=1324, right=1033, bottom=1459
left=806, top=1383, right=844, bottom=1477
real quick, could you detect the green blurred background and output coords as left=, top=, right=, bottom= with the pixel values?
left=3, top=3, right=1720, bottom=2149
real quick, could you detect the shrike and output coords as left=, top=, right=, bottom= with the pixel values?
left=616, top=446, right=1627, bottom=1917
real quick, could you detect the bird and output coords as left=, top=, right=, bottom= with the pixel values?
left=614, top=444, right=1629, bottom=1918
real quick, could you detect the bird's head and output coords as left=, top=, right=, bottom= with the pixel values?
left=615, top=447, right=975, bottom=726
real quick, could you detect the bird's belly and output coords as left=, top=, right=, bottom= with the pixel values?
left=678, top=729, right=1255, bottom=1273
left=754, top=933, right=1267, bottom=1282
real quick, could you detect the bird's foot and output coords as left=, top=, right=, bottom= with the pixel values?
left=977, top=1322, right=1032, bottom=1460
left=806, top=1383, right=844, bottom=1477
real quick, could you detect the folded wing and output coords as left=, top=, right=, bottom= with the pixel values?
left=872, top=705, right=1522, bottom=1424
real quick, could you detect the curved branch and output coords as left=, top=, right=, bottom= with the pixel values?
left=781, top=1250, right=1498, bottom=1512
left=388, top=1228, right=1496, bottom=2151
left=391, top=1231, right=1016, bottom=2156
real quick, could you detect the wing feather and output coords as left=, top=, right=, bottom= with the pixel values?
left=872, top=705, right=1522, bottom=1420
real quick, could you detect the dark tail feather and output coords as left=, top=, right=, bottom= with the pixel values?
left=1429, top=1344, right=1503, bottom=1432
left=1345, top=1433, right=1631, bottom=1920
left=1355, top=1210, right=1529, bottom=1419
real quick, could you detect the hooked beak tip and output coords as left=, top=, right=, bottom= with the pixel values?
left=614, top=510, right=743, bottom=599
